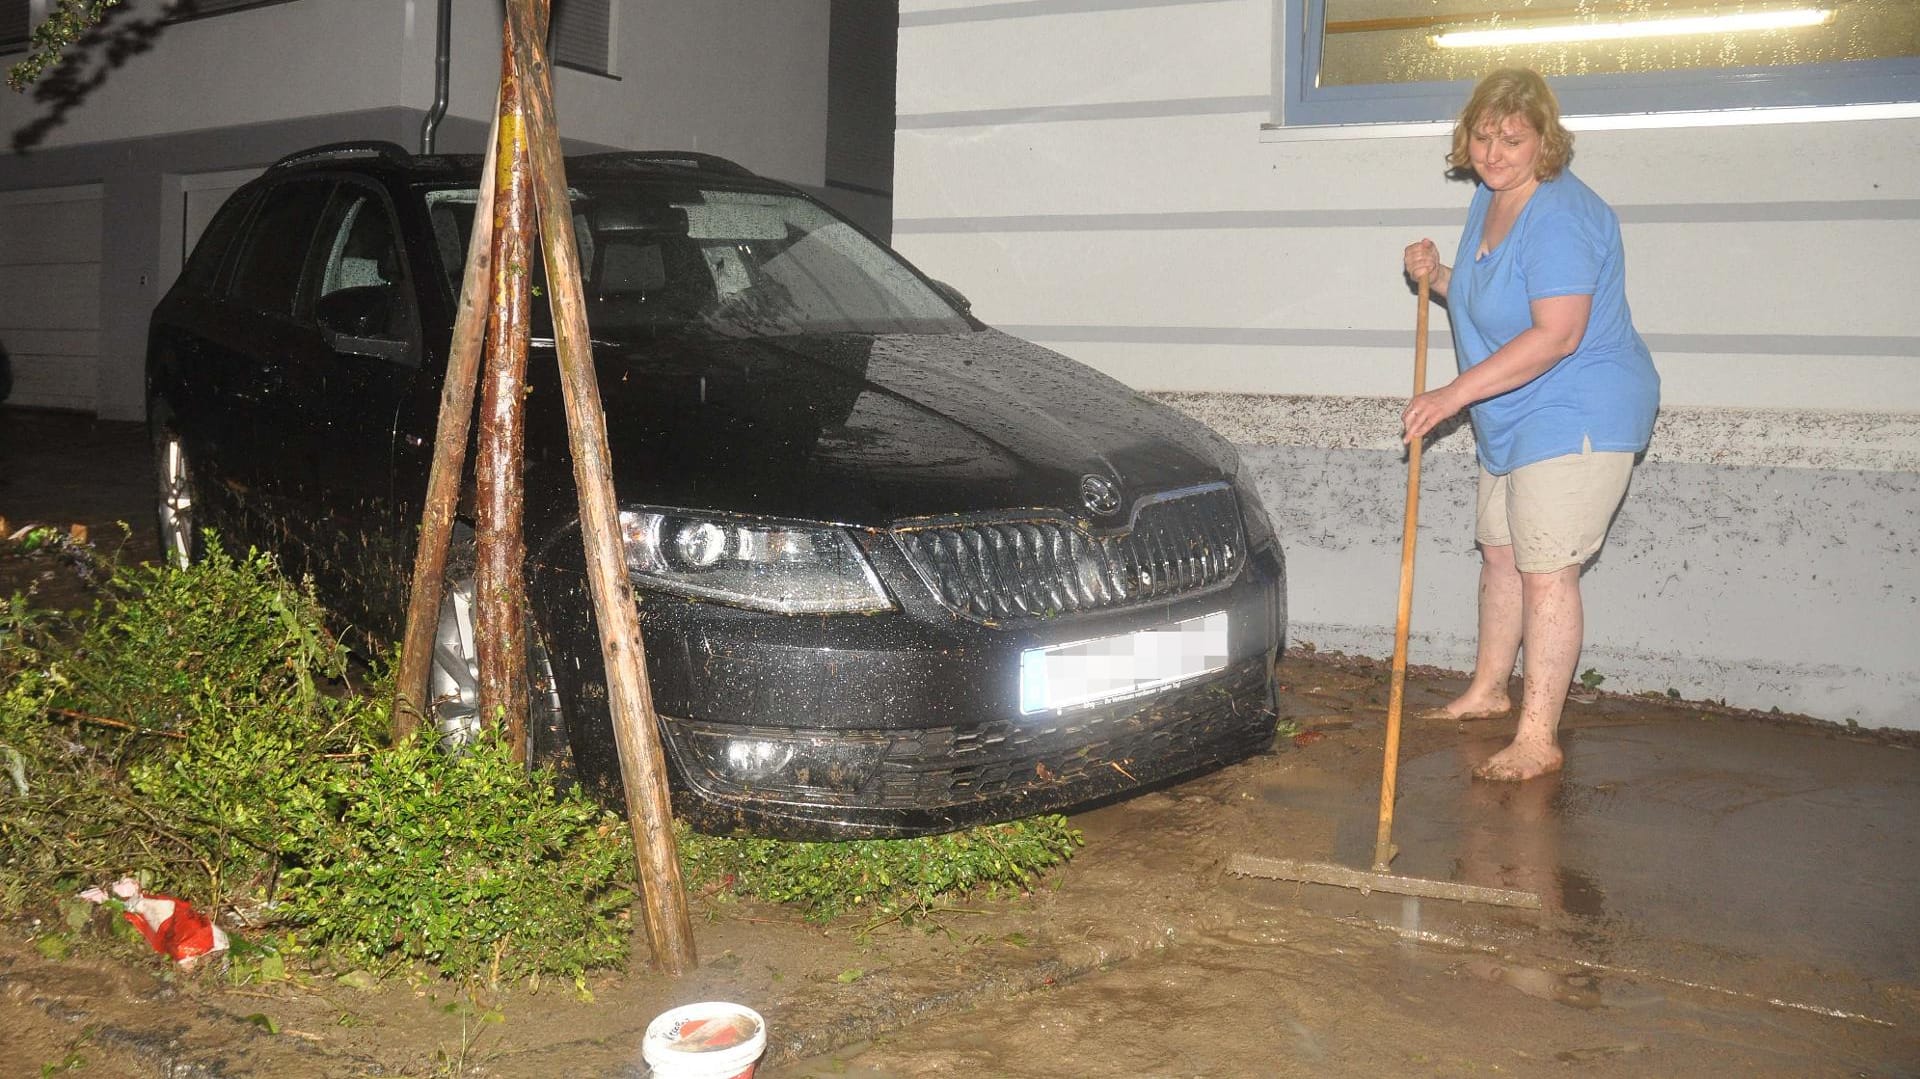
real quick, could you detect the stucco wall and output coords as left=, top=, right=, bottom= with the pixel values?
left=397, top=0, right=831, bottom=186
left=892, top=0, right=1920, bottom=727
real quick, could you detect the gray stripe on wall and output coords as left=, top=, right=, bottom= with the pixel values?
left=998, top=324, right=1920, bottom=357
left=896, top=200, right=1920, bottom=233
left=897, top=96, right=1271, bottom=129
left=901, top=0, right=1238, bottom=27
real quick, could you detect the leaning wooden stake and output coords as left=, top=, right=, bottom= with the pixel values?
left=393, top=94, right=504, bottom=741
left=505, top=0, right=696, bottom=974
left=474, top=44, right=534, bottom=760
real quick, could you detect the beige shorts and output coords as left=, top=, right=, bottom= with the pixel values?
left=1476, top=440, right=1635, bottom=573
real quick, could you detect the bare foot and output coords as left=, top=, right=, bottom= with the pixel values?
left=1415, top=693, right=1512, bottom=722
left=1473, top=738, right=1564, bottom=782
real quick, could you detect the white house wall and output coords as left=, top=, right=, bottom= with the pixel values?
left=401, top=0, right=831, bottom=186
left=893, top=0, right=1920, bottom=728
left=0, top=0, right=409, bottom=150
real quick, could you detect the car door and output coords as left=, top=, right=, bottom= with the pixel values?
left=293, top=178, right=425, bottom=637
left=195, top=177, right=335, bottom=559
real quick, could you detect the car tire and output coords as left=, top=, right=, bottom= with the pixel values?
left=430, top=527, right=574, bottom=774
left=151, top=418, right=204, bottom=570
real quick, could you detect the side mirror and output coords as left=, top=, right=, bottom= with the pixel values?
left=930, top=279, right=972, bottom=314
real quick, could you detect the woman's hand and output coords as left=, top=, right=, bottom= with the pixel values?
left=1402, top=385, right=1465, bottom=445
left=1403, top=239, right=1450, bottom=297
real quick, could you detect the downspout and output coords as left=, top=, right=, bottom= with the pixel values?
left=419, top=0, right=453, bottom=153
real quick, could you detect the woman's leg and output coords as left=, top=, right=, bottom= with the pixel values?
left=1433, top=542, right=1521, bottom=717
left=1475, top=563, right=1581, bottom=781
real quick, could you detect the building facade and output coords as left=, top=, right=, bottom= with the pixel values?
left=891, top=0, right=1920, bottom=727
left=0, top=0, right=898, bottom=415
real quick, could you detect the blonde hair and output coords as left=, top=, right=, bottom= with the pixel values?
left=1447, top=69, right=1574, bottom=181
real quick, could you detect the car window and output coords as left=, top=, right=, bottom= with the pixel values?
left=423, top=181, right=972, bottom=339
left=176, top=186, right=258, bottom=297
left=227, top=180, right=334, bottom=317
left=306, top=184, right=414, bottom=343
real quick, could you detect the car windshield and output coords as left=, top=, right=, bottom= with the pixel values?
left=423, top=179, right=971, bottom=338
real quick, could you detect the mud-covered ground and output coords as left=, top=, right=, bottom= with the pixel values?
left=4, top=631, right=1915, bottom=1076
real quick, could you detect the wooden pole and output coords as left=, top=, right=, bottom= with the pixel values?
left=504, top=0, right=697, bottom=975
left=1372, top=275, right=1429, bottom=873
left=474, top=42, right=533, bottom=759
left=392, top=95, right=504, bottom=741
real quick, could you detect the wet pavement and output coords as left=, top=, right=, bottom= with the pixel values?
left=0, top=407, right=152, bottom=554
left=3, top=403, right=1917, bottom=1075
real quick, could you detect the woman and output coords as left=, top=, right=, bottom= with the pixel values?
left=1401, top=68, right=1659, bottom=782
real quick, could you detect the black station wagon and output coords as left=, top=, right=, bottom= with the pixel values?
left=146, top=141, right=1287, bottom=838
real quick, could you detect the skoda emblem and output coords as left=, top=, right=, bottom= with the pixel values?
left=1079, top=474, right=1122, bottom=517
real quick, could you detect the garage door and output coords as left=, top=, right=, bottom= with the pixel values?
left=173, top=168, right=262, bottom=289
left=0, top=184, right=102, bottom=411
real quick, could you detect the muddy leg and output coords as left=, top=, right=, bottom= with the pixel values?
left=1476, top=563, right=1580, bottom=781
left=1430, top=542, right=1520, bottom=719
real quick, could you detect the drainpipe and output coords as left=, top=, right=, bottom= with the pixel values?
left=419, top=0, right=453, bottom=153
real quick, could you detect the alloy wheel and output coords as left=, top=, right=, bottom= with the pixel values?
left=155, top=430, right=196, bottom=570
left=427, top=571, right=564, bottom=753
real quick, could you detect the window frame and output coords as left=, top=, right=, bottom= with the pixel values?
left=165, top=0, right=299, bottom=27
left=300, top=177, right=422, bottom=365
left=1277, top=0, right=1920, bottom=128
left=1, top=0, right=36, bottom=54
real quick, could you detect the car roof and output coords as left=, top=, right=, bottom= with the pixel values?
left=265, top=140, right=779, bottom=189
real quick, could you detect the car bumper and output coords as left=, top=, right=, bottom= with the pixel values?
left=532, top=541, right=1285, bottom=839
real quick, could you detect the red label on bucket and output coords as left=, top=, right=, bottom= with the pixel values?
left=671, top=1014, right=758, bottom=1052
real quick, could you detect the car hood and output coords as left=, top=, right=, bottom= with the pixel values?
left=523, top=327, right=1239, bottom=527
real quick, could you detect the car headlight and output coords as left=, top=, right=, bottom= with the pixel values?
left=617, top=509, right=893, bottom=614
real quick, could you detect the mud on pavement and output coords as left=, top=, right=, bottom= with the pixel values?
left=4, top=643, right=1917, bottom=1077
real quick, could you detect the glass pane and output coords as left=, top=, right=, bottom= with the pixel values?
left=425, top=183, right=972, bottom=338
left=1319, top=0, right=1920, bottom=88
left=227, top=181, right=332, bottom=316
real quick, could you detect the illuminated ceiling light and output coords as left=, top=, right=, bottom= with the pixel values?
left=1432, top=7, right=1834, bottom=48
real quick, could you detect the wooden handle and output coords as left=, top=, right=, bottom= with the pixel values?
left=1373, top=275, right=1429, bottom=872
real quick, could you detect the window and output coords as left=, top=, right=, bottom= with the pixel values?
left=168, top=0, right=297, bottom=22
left=305, top=185, right=413, bottom=343
left=1280, top=0, right=1920, bottom=126
left=551, top=0, right=612, bottom=76
left=2, top=0, right=32, bottom=53
left=226, top=180, right=332, bottom=316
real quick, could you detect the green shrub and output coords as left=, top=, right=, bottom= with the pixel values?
left=678, top=816, right=1084, bottom=924
left=281, top=734, right=632, bottom=982
left=0, top=540, right=630, bottom=983
left=2, top=533, right=1086, bottom=980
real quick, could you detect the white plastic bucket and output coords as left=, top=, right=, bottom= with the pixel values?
left=642, top=1001, right=767, bottom=1078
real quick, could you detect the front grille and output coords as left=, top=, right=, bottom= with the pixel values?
left=893, top=482, right=1244, bottom=623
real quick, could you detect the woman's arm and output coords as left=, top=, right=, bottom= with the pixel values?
left=1400, top=292, right=1591, bottom=444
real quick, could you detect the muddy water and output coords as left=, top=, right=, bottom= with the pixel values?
left=784, top=909, right=1916, bottom=1078
left=783, top=670, right=1920, bottom=1078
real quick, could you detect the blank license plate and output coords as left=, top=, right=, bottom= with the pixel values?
left=1019, top=611, right=1230, bottom=715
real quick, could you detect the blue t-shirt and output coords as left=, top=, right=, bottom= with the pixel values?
left=1449, top=170, right=1659, bottom=475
